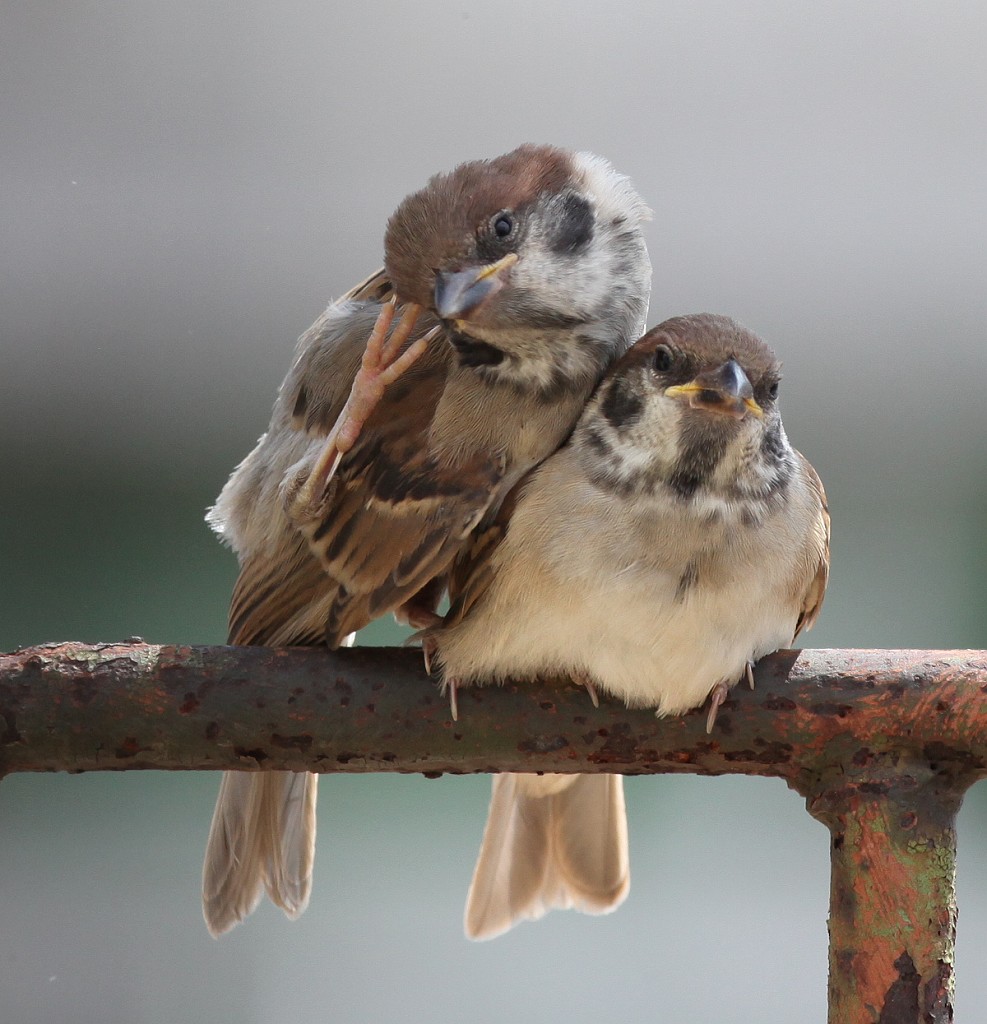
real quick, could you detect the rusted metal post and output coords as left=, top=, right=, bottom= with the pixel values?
left=803, top=766, right=965, bottom=1023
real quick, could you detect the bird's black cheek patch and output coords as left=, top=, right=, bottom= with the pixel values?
left=551, top=194, right=594, bottom=253
left=760, top=420, right=787, bottom=461
left=601, top=379, right=644, bottom=430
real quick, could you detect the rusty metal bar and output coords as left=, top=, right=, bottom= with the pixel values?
left=2, top=642, right=986, bottom=1022
left=806, top=767, right=963, bottom=1023
left=2, top=643, right=986, bottom=777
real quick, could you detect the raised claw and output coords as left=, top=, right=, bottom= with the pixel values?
left=571, top=671, right=601, bottom=708
left=446, top=679, right=459, bottom=722
left=334, top=300, right=434, bottom=456
left=706, top=681, right=730, bottom=733
left=287, top=300, right=436, bottom=523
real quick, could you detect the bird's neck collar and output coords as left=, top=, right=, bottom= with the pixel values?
left=445, top=322, right=625, bottom=403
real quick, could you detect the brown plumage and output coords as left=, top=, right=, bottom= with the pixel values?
left=385, top=145, right=575, bottom=306
left=201, top=145, right=653, bottom=935
left=422, top=314, right=830, bottom=939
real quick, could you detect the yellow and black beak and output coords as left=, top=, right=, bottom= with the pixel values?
left=434, top=252, right=518, bottom=321
left=665, top=358, right=763, bottom=420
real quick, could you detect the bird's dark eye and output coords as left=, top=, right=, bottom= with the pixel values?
left=653, top=345, right=674, bottom=373
left=492, top=212, right=514, bottom=238
left=767, top=379, right=780, bottom=399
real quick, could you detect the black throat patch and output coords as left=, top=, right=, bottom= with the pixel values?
left=448, top=330, right=506, bottom=369
left=668, top=427, right=729, bottom=499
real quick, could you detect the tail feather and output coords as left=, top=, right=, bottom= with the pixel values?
left=202, top=771, right=317, bottom=937
left=265, top=772, right=318, bottom=919
left=464, top=773, right=628, bottom=941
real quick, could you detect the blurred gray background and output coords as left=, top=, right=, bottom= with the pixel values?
left=2, top=1, right=985, bottom=1021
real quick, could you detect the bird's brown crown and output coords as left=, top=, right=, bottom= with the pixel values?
left=383, top=144, right=576, bottom=307
left=620, top=314, right=782, bottom=392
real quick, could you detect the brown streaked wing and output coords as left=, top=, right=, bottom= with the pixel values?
left=225, top=275, right=397, bottom=649
left=440, top=483, right=523, bottom=630
left=793, top=451, right=831, bottom=639
left=311, top=397, right=507, bottom=644
left=315, top=448, right=505, bottom=638
left=227, top=533, right=340, bottom=647
left=233, top=275, right=463, bottom=649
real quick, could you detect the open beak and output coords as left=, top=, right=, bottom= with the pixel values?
left=434, top=252, right=518, bottom=321
left=665, top=358, right=763, bottom=420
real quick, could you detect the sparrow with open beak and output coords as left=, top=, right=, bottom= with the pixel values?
left=420, top=314, right=830, bottom=940
left=201, top=145, right=652, bottom=936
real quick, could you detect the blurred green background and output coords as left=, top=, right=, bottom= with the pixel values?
left=2, top=2, right=986, bottom=1021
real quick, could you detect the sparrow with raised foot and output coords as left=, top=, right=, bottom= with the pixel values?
left=421, top=314, right=830, bottom=939
left=201, top=145, right=653, bottom=936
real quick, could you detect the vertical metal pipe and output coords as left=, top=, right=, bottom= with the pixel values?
left=804, top=767, right=964, bottom=1024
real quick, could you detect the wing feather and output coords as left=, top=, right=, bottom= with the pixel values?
left=440, top=481, right=524, bottom=630
left=294, top=334, right=507, bottom=643
left=793, top=451, right=831, bottom=639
